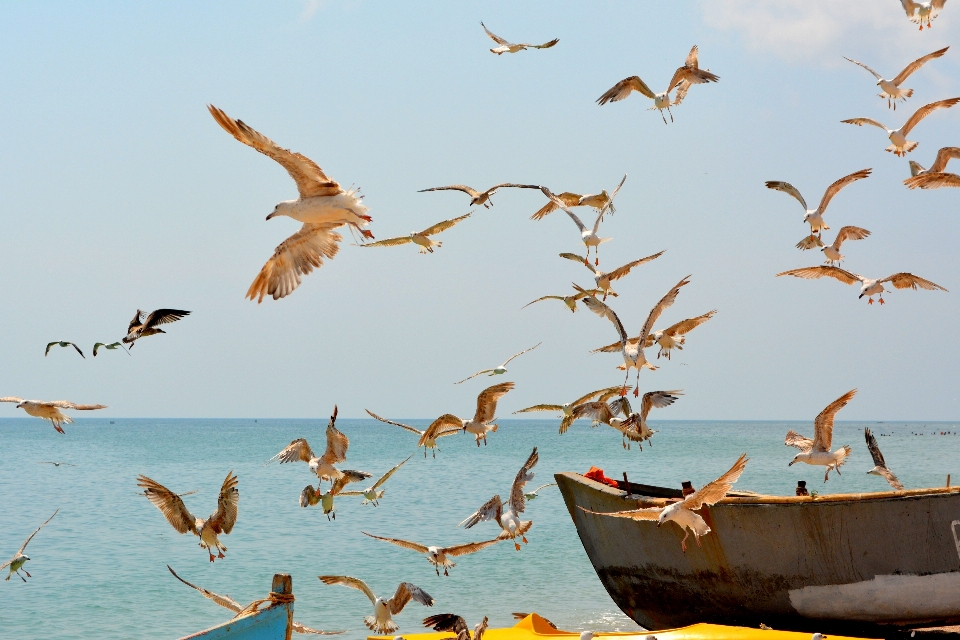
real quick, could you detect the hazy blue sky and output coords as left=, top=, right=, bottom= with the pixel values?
left=1, top=1, right=958, bottom=420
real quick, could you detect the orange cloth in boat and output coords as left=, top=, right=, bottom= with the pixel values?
left=583, top=466, right=620, bottom=487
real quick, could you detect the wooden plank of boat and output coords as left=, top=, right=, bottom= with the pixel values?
left=556, top=471, right=960, bottom=635
left=179, top=574, right=294, bottom=640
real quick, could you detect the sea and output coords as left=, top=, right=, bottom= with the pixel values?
left=2, top=417, right=958, bottom=639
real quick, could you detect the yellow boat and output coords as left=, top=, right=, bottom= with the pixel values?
left=369, top=613, right=880, bottom=640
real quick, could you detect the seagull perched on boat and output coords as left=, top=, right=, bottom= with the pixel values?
left=541, top=187, right=611, bottom=265
left=796, top=226, right=871, bottom=266
left=208, top=105, right=374, bottom=302
left=167, top=566, right=344, bottom=635
left=122, top=308, right=191, bottom=348
left=417, top=182, right=538, bottom=208
left=358, top=213, right=471, bottom=254
left=580, top=276, right=691, bottom=396
left=45, top=341, right=83, bottom=358
left=137, top=471, right=238, bottom=562
left=899, top=0, right=948, bottom=29
left=531, top=175, right=627, bottom=221
left=765, top=169, right=871, bottom=236
left=561, top=251, right=665, bottom=299
left=364, top=410, right=462, bottom=458
left=92, top=342, right=129, bottom=356
left=480, top=22, right=558, bottom=55
left=0, top=397, right=107, bottom=433
left=844, top=47, right=949, bottom=109
left=580, top=454, right=748, bottom=552
left=786, top=390, right=857, bottom=482
left=299, top=471, right=370, bottom=520
left=361, top=532, right=502, bottom=577
left=864, top=428, right=904, bottom=491
left=456, top=343, right=540, bottom=384
left=841, top=98, right=960, bottom=156
left=905, top=147, right=960, bottom=188
left=521, top=284, right=603, bottom=313
left=318, top=576, right=434, bottom=635
left=451, top=382, right=514, bottom=446
left=513, top=385, right=623, bottom=429
left=338, top=455, right=413, bottom=506
left=776, top=266, right=947, bottom=304
left=2, top=509, right=58, bottom=582
left=597, top=45, right=719, bottom=124
left=269, top=406, right=370, bottom=483
left=460, top=447, right=538, bottom=550
left=423, top=613, right=488, bottom=640
left=592, top=310, right=716, bottom=360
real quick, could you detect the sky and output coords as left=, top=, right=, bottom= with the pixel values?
left=0, top=1, right=958, bottom=420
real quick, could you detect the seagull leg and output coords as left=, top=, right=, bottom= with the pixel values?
left=667, top=106, right=674, bottom=123
left=209, top=552, right=216, bottom=562
left=660, top=109, right=668, bottom=125
left=680, top=531, right=689, bottom=553
left=435, top=565, right=440, bottom=576
left=522, top=535, right=528, bottom=544
left=443, top=567, right=449, bottom=577
left=879, top=296, right=885, bottom=305
left=515, top=541, right=521, bottom=551
left=19, top=572, right=27, bottom=582
left=868, top=298, right=874, bottom=305
left=24, top=570, right=31, bottom=578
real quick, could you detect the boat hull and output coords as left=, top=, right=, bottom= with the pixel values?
left=556, top=472, right=960, bottom=634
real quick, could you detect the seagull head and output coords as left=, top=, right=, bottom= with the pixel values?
left=16, top=402, right=25, bottom=409
left=866, top=466, right=883, bottom=477
left=266, top=201, right=296, bottom=220
left=788, top=453, right=805, bottom=466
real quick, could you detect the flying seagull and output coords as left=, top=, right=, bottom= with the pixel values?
left=93, top=342, right=130, bottom=356
left=456, top=343, right=540, bottom=384
left=561, top=251, right=665, bottom=300
left=339, top=455, right=413, bottom=505
left=592, top=310, right=716, bottom=360
left=269, top=406, right=370, bottom=483
left=167, top=565, right=344, bottom=635
left=563, top=396, right=636, bottom=444
left=361, top=532, right=502, bottom=577
left=423, top=613, right=488, bottom=640
left=617, top=390, right=684, bottom=449
left=899, top=0, right=948, bottom=29
left=417, top=182, right=538, bottom=208
left=2, top=509, right=58, bottom=582
left=776, top=266, right=947, bottom=304
left=786, top=390, right=856, bottom=482
left=480, top=22, right=558, bottom=55
left=318, top=576, right=434, bottom=635
left=765, top=169, right=872, bottom=236
left=580, top=454, right=748, bottom=552
left=460, top=447, right=538, bottom=550
left=0, top=397, right=107, bottom=433
left=364, top=410, right=462, bottom=458
left=841, top=98, right=960, bottom=156
left=447, top=381, right=514, bottom=446
left=208, top=105, right=374, bottom=302
left=45, top=341, right=84, bottom=358
left=864, top=427, right=904, bottom=490
left=513, top=385, right=623, bottom=430
left=521, top=284, right=602, bottom=313
left=358, top=213, right=471, bottom=254
left=796, top=226, right=871, bottom=266
left=597, top=45, right=719, bottom=123
left=531, top=175, right=627, bottom=220
left=122, top=309, right=191, bottom=348
left=844, top=47, right=949, bottom=109
left=905, top=147, right=960, bottom=189
left=137, top=471, right=239, bottom=562
left=299, top=471, right=371, bottom=520
left=542, top=187, right=611, bottom=265
left=37, top=461, right=76, bottom=467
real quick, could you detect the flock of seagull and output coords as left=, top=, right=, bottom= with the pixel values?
left=4, top=9, right=956, bottom=638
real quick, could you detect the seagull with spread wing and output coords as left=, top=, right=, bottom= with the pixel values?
left=564, top=396, right=636, bottom=445
left=451, top=382, right=514, bottom=446
left=299, top=471, right=371, bottom=520
left=580, top=454, right=748, bottom=552
left=364, top=410, right=462, bottom=458
left=776, top=266, right=947, bottom=304
left=906, top=147, right=960, bottom=189
left=522, top=284, right=603, bottom=313
left=424, top=614, right=488, bottom=640
left=208, top=105, right=373, bottom=302
left=597, top=45, right=719, bottom=124
left=531, top=175, right=627, bottom=220
left=842, top=98, right=960, bottom=156
left=618, top=390, right=684, bottom=449
left=93, top=342, right=129, bottom=356
left=480, top=22, right=558, bottom=55
left=796, top=226, right=871, bottom=266
left=456, top=344, right=540, bottom=384
left=137, top=471, right=238, bottom=562
left=542, top=187, right=611, bottom=266
left=561, top=251, right=665, bottom=300
left=122, top=308, right=191, bottom=348
left=513, top=385, right=623, bottom=431
left=417, top=182, right=538, bottom=208
left=318, top=576, right=434, bottom=635
left=460, top=447, right=538, bottom=550
left=358, top=213, right=471, bottom=254
left=845, top=47, right=949, bottom=109
left=899, top=0, right=948, bottom=29
left=339, top=455, right=413, bottom=506
left=765, top=169, right=871, bottom=236
left=2, top=509, right=58, bottom=582
left=45, top=341, right=84, bottom=358
left=38, top=461, right=76, bottom=467
left=0, top=397, right=107, bottom=433
left=269, top=406, right=370, bottom=484
left=524, top=483, right=556, bottom=501
left=786, top=390, right=857, bottom=482
left=592, top=310, right=716, bottom=360
left=167, top=566, right=344, bottom=635
left=864, top=428, right=904, bottom=491
left=361, top=532, right=502, bottom=577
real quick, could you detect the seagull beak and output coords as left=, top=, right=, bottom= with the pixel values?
left=266, top=212, right=276, bottom=220
left=788, top=461, right=796, bottom=466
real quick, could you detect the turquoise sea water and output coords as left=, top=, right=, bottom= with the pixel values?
left=2, top=417, right=959, bottom=639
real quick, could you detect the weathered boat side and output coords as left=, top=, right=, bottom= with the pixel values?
left=557, top=472, right=960, bottom=635
left=180, top=574, right=294, bottom=640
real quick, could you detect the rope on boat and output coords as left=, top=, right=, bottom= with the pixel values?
left=232, top=590, right=295, bottom=619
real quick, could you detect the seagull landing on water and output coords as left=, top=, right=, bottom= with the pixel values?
left=0, top=397, right=107, bottom=433
left=268, top=406, right=370, bottom=484
left=424, top=614, right=488, bottom=640
left=2, top=509, right=58, bottom=582
left=456, top=344, right=540, bottom=384
left=796, top=226, right=871, bottom=266
left=339, top=455, right=413, bottom=505
left=45, top=341, right=83, bottom=358
left=480, top=22, right=558, bottom=55
left=842, top=98, right=960, bottom=156
left=776, top=266, right=947, bottom=304
left=844, top=47, right=949, bottom=109
left=905, top=147, right=960, bottom=189
left=765, top=169, right=872, bottom=236
left=900, top=0, right=948, bottom=29
left=460, top=447, right=538, bottom=550
left=542, top=187, right=611, bottom=266
left=521, top=284, right=603, bottom=313
left=786, top=390, right=857, bottom=482
left=865, top=428, right=904, bottom=490
left=122, top=309, right=191, bottom=348
left=361, top=532, right=502, bottom=577
left=531, top=175, right=627, bottom=221
left=592, top=310, right=716, bottom=360
left=364, top=410, right=462, bottom=458
left=318, top=576, right=434, bottom=635
left=208, top=105, right=374, bottom=302
left=513, top=385, right=623, bottom=432
left=450, top=382, right=515, bottom=446
left=581, top=454, right=748, bottom=552
left=417, top=182, right=539, bottom=208
left=357, top=213, right=471, bottom=254
left=561, top=251, right=665, bottom=299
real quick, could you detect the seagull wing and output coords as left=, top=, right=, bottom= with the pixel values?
left=206, top=471, right=239, bottom=534
left=208, top=105, right=340, bottom=198
left=419, top=414, right=464, bottom=446
left=247, top=223, right=342, bottom=303
left=683, top=453, right=749, bottom=510
left=831, top=226, right=871, bottom=250
left=531, top=192, right=581, bottom=220
left=843, top=56, right=882, bottom=80
left=579, top=505, right=663, bottom=520
left=167, top=565, right=242, bottom=612
left=137, top=475, right=197, bottom=535
left=813, top=389, right=857, bottom=452
left=581, top=296, right=628, bottom=345
left=513, top=404, right=563, bottom=414
left=572, top=386, right=625, bottom=407
left=901, top=0, right=921, bottom=15
left=796, top=234, right=824, bottom=250
left=776, top=266, right=860, bottom=285
left=0, top=397, right=24, bottom=404
left=608, top=396, right=632, bottom=418
left=930, top=146, right=960, bottom=173
left=902, top=98, right=960, bottom=135
left=876, top=467, right=905, bottom=491
left=358, top=236, right=412, bottom=248
left=604, top=251, right=666, bottom=282
left=893, top=47, right=949, bottom=85
left=389, top=582, right=434, bottom=614
left=459, top=495, right=502, bottom=528
left=639, top=276, right=691, bottom=345
left=418, top=184, right=480, bottom=198
left=840, top=117, right=889, bottom=131
left=525, top=38, right=559, bottom=50
left=765, top=181, right=808, bottom=211
left=423, top=613, right=469, bottom=640
left=663, top=310, right=717, bottom=338
left=269, top=438, right=315, bottom=464
left=906, top=172, right=960, bottom=189
left=571, top=401, right=615, bottom=425
left=817, top=169, right=872, bottom=214
left=685, top=44, right=700, bottom=68
left=640, top=390, right=683, bottom=422
left=500, top=342, right=541, bottom=367
left=360, top=531, right=429, bottom=554
left=473, top=382, right=514, bottom=423
left=455, top=369, right=493, bottom=384
left=8, top=509, right=59, bottom=561
left=509, top=447, right=539, bottom=513
left=590, top=338, right=637, bottom=354
left=879, top=272, right=948, bottom=291
left=141, top=309, right=191, bottom=330
left=418, top=213, right=472, bottom=237
left=480, top=22, right=510, bottom=46
left=321, top=422, right=349, bottom=465
left=597, top=76, right=656, bottom=104
left=318, top=576, right=377, bottom=604
left=444, top=538, right=503, bottom=558
left=46, top=401, right=107, bottom=411
left=785, top=430, right=814, bottom=452
left=559, top=252, right=597, bottom=273
left=127, top=309, right=145, bottom=333
left=369, top=454, right=413, bottom=490
left=666, top=65, right=719, bottom=94
left=864, top=427, right=886, bottom=468
left=484, top=183, right=541, bottom=197
left=521, top=295, right=566, bottom=310
left=44, top=342, right=57, bottom=357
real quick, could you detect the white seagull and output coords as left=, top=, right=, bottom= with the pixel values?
left=561, top=251, right=666, bottom=300
left=2, top=509, right=58, bottom=582
left=864, top=427, right=904, bottom=491
left=480, top=22, right=558, bottom=55
left=905, top=146, right=960, bottom=188
left=542, top=187, right=611, bottom=265
left=318, top=576, right=434, bottom=635
left=208, top=105, right=373, bottom=302
left=899, top=0, right=948, bottom=29
left=361, top=532, right=502, bottom=577
left=531, top=175, right=627, bottom=221
left=581, top=454, right=749, bottom=552
left=417, top=182, right=538, bottom=208
left=268, top=406, right=370, bottom=484
left=592, top=310, right=716, bottom=360
left=423, top=613, right=488, bottom=640
left=844, top=47, right=949, bottom=109
left=796, top=226, right=871, bottom=266
left=456, top=343, right=540, bottom=384
left=460, top=447, right=538, bottom=550
left=786, top=389, right=857, bottom=482
left=449, top=382, right=515, bottom=446
left=842, top=98, right=960, bottom=156
left=765, top=169, right=872, bottom=235
left=364, top=410, right=463, bottom=458
left=0, top=397, right=107, bottom=433
left=776, top=266, right=947, bottom=304
left=339, top=455, right=413, bottom=506
left=358, top=213, right=471, bottom=254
